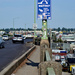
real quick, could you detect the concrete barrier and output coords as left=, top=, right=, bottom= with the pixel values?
left=38, top=61, right=62, bottom=75
left=40, top=39, right=62, bottom=75
left=40, top=48, right=52, bottom=62
left=0, top=45, right=36, bottom=75
left=40, top=39, right=49, bottom=49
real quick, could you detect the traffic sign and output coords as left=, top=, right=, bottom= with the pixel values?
left=33, top=23, right=37, bottom=29
left=37, top=0, right=51, bottom=19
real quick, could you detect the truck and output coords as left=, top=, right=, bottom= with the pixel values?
left=67, top=54, right=75, bottom=74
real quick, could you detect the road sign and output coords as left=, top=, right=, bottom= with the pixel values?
left=33, top=23, right=37, bottom=29
left=37, top=0, right=51, bottom=20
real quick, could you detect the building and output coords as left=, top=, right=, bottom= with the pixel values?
left=61, top=34, right=75, bottom=43
left=52, top=43, right=70, bottom=51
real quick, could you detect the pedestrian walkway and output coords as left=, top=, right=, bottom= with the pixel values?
left=14, top=46, right=40, bottom=75
left=11, top=46, right=70, bottom=75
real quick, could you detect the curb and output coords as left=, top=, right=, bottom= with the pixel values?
left=0, top=45, right=36, bottom=75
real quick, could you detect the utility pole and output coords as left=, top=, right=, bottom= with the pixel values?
left=13, top=18, right=14, bottom=35
left=25, top=24, right=26, bottom=35
left=13, top=17, right=19, bottom=35
left=34, top=0, right=37, bottom=37
left=50, top=28, right=52, bottom=49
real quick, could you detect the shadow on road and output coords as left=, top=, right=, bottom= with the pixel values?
left=26, top=58, right=39, bottom=67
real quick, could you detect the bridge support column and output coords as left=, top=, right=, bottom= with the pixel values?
left=40, top=19, right=50, bottom=62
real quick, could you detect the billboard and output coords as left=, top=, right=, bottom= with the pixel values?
left=37, top=0, right=51, bottom=19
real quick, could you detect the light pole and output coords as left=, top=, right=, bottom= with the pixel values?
left=50, top=28, right=52, bottom=49
left=34, top=0, right=37, bottom=37
left=25, top=24, right=26, bottom=35
left=13, top=17, right=19, bottom=35
left=13, top=18, right=14, bottom=34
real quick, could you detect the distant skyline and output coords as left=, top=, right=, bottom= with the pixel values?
left=0, top=0, right=75, bottom=29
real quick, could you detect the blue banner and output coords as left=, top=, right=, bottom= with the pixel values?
left=37, top=0, right=51, bottom=19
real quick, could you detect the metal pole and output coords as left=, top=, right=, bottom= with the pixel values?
left=42, top=19, right=48, bottom=39
left=13, top=18, right=14, bottom=35
left=25, top=24, right=26, bottom=35
left=50, top=28, right=52, bottom=49
left=34, top=0, right=36, bottom=23
left=34, top=0, right=36, bottom=37
left=13, top=17, right=19, bottom=35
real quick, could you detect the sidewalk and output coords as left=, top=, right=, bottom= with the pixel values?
left=11, top=46, right=70, bottom=75
left=14, top=46, right=40, bottom=75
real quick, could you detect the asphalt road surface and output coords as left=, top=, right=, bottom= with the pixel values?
left=0, top=39, right=33, bottom=71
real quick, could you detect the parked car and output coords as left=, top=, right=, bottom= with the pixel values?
left=55, top=55, right=61, bottom=62
left=0, top=36, right=5, bottom=48
left=12, top=34, right=24, bottom=43
left=2, top=35, right=9, bottom=40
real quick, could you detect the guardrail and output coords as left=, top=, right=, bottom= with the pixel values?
left=39, top=39, right=62, bottom=75
left=46, top=50, right=55, bottom=75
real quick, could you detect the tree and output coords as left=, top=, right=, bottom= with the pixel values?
left=58, top=27, right=61, bottom=31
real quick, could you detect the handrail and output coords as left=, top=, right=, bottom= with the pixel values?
left=47, top=68, right=55, bottom=75
left=46, top=50, right=55, bottom=75
left=46, top=50, right=51, bottom=61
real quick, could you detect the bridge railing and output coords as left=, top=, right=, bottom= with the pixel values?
left=39, top=39, right=62, bottom=75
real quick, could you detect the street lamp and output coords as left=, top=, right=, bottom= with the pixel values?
left=25, top=24, right=26, bottom=35
left=34, top=0, right=37, bottom=37
left=13, top=17, right=19, bottom=35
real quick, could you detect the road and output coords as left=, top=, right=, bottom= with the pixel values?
left=0, top=39, right=33, bottom=72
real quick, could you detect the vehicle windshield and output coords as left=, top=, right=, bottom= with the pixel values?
left=3, top=35, right=8, bottom=37
left=14, top=35, right=22, bottom=37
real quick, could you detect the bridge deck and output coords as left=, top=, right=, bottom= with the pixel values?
left=11, top=46, right=70, bottom=75
left=13, top=46, right=40, bottom=75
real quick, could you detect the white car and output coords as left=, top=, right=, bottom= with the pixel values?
left=12, top=34, right=24, bottom=43
left=2, top=35, right=9, bottom=40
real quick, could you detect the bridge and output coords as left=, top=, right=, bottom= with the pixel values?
left=0, top=39, right=70, bottom=75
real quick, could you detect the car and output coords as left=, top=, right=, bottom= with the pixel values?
left=23, top=35, right=26, bottom=39
left=2, top=35, right=9, bottom=40
left=61, top=59, right=66, bottom=65
left=0, top=36, right=5, bottom=48
left=55, top=55, right=61, bottom=62
left=12, top=34, right=24, bottom=43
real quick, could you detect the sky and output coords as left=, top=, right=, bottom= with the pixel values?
left=0, top=0, right=75, bottom=29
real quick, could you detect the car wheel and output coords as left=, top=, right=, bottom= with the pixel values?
left=13, top=41, right=15, bottom=43
left=3, top=45, right=5, bottom=48
left=0, top=45, right=3, bottom=48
